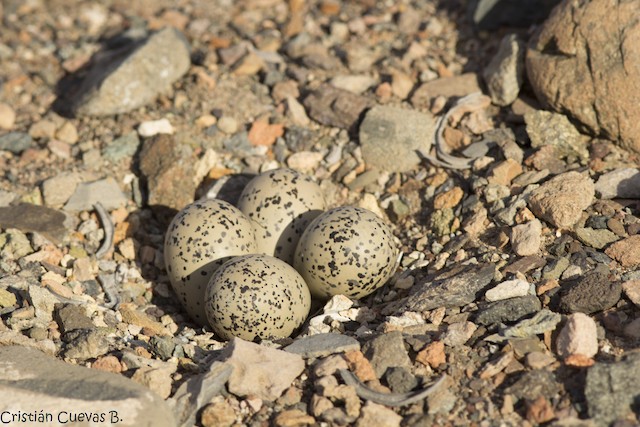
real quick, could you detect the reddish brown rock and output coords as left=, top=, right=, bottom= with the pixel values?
left=605, top=235, right=640, bottom=268
left=303, top=83, right=371, bottom=133
left=526, top=0, right=640, bottom=153
left=411, top=73, right=482, bottom=110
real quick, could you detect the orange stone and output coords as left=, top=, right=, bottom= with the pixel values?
left=248, top=118, right=284, bottom=147
left=342, top=350, right=377, bottom=382
left=416, top=341, right=446, bottom=368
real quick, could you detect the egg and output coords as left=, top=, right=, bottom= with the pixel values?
left=164, top=199, right=257, bottom=325
left=205, top=254, right=311, bottom=340
left=294, top=206, right=398, bottom=299
left=237, top=168, right=326, bottom=265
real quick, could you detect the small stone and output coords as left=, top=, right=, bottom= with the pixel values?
left=342, top=350, right=377, bottom=382
left=217, top=116, right=239, bottom=134
left=391, top=70, right=414, bottom=99
left=528, top=171, right=595, bottom=228
left=5, top=228, right=33, bottom=258
left=41, top=172, right=80, bottom=207
left=63, top=329, right=110, bottom=360
left=622, top=280, right=640, bottom=308
left=330, top=74, right=376, bottom=94
left=525, top=110, right=589, bottom=161
left=118, top=238, right=137, bottom=260
left=55, top=122, right=79, bottom=144
left=103, top=132, right=140, bottom=162
left=92, top=355, right=124, bottom=373
left=224, top=338, right=305, bottom=401
left=476, top=295, right=542, bottom=325
left=487, top=158, right=523, bottom=185
left=416, top=340, right=446, bottom=368
left=525, top=351, right=556, bottom=369
left=559, top=270, right=622, bottom=314
left=64, top=178, right=127, bottom=212
left=56, top=304, right=94, bottom=334
left=411, top=73, right=482, bottom=109
left=361, top=331, right=411, bottom=378
left=505, top=369, right=561, bottom=402
left=605, top=235, right=640, bottom=268
left=359, top=105, right=435, bottom=173
left=149, top=336, right=176, bottom=360
left=595, top=168, right=640, bottom=199
left=131, top=365, right=176, bottom=399
left=0, top=132, right=32, bottom=154
left=384, top=366, right=418, bottom=393
left=315, top=355, right=349, bottom=377
left=510, top=219, right=542, bottom=256
left=556, top=313, right=598, bottom=358
left=485, top=279, right=531, bottom=302
left=286, top=151, right=324, bottom=172
left=285, top=333, right=360, bottom=358
left=542, top=257, right=570, bottom=280
left=575, top=227, right=619, bottom=249
left=201, top=400, right=237, bottom=427
left=483, top=34, right=525, bottom=106
left=356, top=401, right=402, bottom=427
left=441, top=321, right=478, bottom=346
left=502, top=309, right=562, bottom=339
left=433, top=187, right=464, bottom=209
left=0, top=289, right=17, bottom=309
left=29, top=120, right=57, bottom=140
left=304, top=83, right=371, bottom=133
left=274, top=409, right=315, bottom=427
left=526, top=396, right=555, bottom=424
left=285, top=96, right=310, bottom=126
left=119, top=303, right=169, bottom=336
left=248, top=118, right=284, bottom=146
left=138, top=118, right=174, bottom=137
left=48, top=139, right=72, bottom=158
left=0, top=103, right=16, bottom=129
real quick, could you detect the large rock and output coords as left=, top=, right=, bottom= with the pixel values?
left=526, top=0, right=640, bottom=153
left=0, top=346, right=176, bottom=427
left=69, top=27, right=191, bottom=116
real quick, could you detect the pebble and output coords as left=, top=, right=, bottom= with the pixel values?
left=558, top=270, right=622, bottom=314
left=622, top=280, right=640, bottom=308
left=55, top=121, right=79, bottom=144
left=29, top=120, right=57, bottom=140
left=411, top=73, right=482, bottom=109
left=0, top=103, right=16, bottom=129
left=556, top=313, right=598, bottom=358
left=0, top=131, right=33, bottom=154
left=0, top=288, right=17, bottom=309
left=70, top=28, right=191, bottom=116
left=433, top=186, right=464, bottom=209
left=487, top=158, right=523, bottom=185
left=585, top=352, right=640, bottom=425
left=138, top=118, right=174, bottom=137
left=285, top=96, right=310, bottom=126
left=476, top=295, right=542, bottom=325
left=605, top=235, right=640, bottom=267
left=119, top=303, right=168, bottom=336
left=525, top=110, right=589, bottom=161
left=286, top=151, right=324, bottom=172
left=103, top=132, right=140, bottom=162
left=303, top=83, right=371, bottom=132
left=510, top=219, right=542, bottom=256
left=41, top=172, right=81, bottom=207
left=224, top=338, right=305, bottom=401
left=315, top=355, right=349, bottom=377
left=595, top=168, right=640, bottom=199
left=359, top=105, right=435, bottom=173
left=330, top=74, right=376, bottom=94
left=201, top=400, right=237, bottom=427
left=403, top=263, right=495, bottom=312
left=416, top=341, right=446, bottom=368
left=441, top=321, right=478, bottom=346
left=356, top=402, right=402, bottom=427
left=63, top=329, right=110, bottom=360
left=131, top=365, right=176, bottom=399
left=342, top=350, right=377, bottom=382
left=56, top=304, right=94, bottom=333
left=248, top=118, right=284, bottom=146
left=0, top=346, right=175, bottom=426
left=385, top=366, right=418, bottom=393
left=528, top=171, right=595, bottom=228
left=274, top=409, right=315, bottom=427
left=64, top=177, right=128, bottom=212
left=574, top=227, right=619, bottom=249
left=361, top=331, right=411, bottom=378
left=483, top=34, right=525, bottom=106
left=485, top=279, right=531, bottom=302
left=217, top=116, right=239, bottom=134
left=284, top=333, right=360, bottom=358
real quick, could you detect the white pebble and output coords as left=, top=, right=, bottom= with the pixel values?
left=556, top=313, right=598, bottom=358
left=138, top=118, right=174, bottom=137
left=485, top=279, right=530, bottom=302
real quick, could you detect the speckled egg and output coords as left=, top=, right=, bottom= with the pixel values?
left=237, top=168, right=326, bottom=265
left=294, top=206, right=398, bottom=299
left=164, top=199, right=257, bottom=326
left=205, top=254, right=311, bottom=340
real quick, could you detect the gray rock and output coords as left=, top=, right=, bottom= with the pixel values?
left=0, top=203, right=69, bottom=244
left=359, top=105, right=436, bottom=173
left=595, top=168, right=640, bottom=199
left=483, top=34, right=525, bottom=106
left=502, top=309, right=562, bottom=339
left=525, top=111, right=589, bottom=161
left=56, top=304, right=94, bottom=334
left=505, top=369, right=561, bottom=401
left=510, top=219, right=542, bottom=256
left=0, top=131, right=33, bottom=153
left=403, top=263, right=496, bottom=312
left=103, top=132, right=141, bottom=163
left=70, top=28, right=191, bottom=116
left=585, top=352, right=640, bottom=425
left=542, top=256, right=570, bottom=280
left=63, top=328, right=110, bottom=360
left=42, top=172, right=81, bottom=207
left=150, top=336, right=176, bottom=361
left=559, top=270, right=622, bottom=314
left=0, top=345, right=176, bottom=427
left=64, top=178, right=127, bottom=212
left=361, top=331, right=411, bottom=378
left=384, top=366, right=418, bottom=394
left=575, top=227, right=619, bottom=249
left=284, top=333, right=360, bottom=358
left=27, top=285, right=57, bottom=322
left=475, top=295, right=542, bottom=325
left=303, top=83, right=372, bottom=133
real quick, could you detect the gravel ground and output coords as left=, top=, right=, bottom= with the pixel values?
left=1, top=1, right=640, bottom=426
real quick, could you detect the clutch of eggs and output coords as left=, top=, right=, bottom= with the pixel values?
left=164, top=168, right=399, bottom=339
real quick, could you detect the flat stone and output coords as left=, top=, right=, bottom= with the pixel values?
left=416, top=340, right=446, bottom=368
left=69, top=27, right=191, bottom=116
left=41, top=172, right=81, bottom=207
left=359, top=105, right=435, bottom=173
left=63, top=328, right=110, bottom=360
left=0, top=346, right=174, bottom=426
left=0, top=131, right=33, bottom=154
left=595, top=168, right=640, bottom=199
left=384, top=366, right=418, bottom=393
left=138, top=134, right=197, bottom=210
left=503, top=255, right=547, bottom=275
left=605, top=235, right=640, bottom=268
left=505, top=369, right=561, bottom=402
left=303, top=83, right=371, bottom=133
left=575, top=227, right=619, bottom=249
left=223, top=338, right=305, bottom=401
left=485, top=279, right=531, bottom=302
left=476, top=295, right=542, bottom=326
left=483, top=34, right=525, bottom=106
left=284, top=333, right=360, bottom=358
left=361, top=331, right=411, bottom=378
left=558, top=270, right=622, bottom=314
left=403, top=263, right=495, bottom=312
left=528, top=171, right=595, bottom=229
left=622, top=280, right=640, bottom=308
left=556, top=313, right=598, bottom=358
left=138, top=118, right=174, bottom=137
left=330, top=74, right=377, bottom=94
left=201, top=400, right=236, bottom=427
left=55, top=304, right=94, bottom=334
left=502, top=309, right=562, bottom=339
left=441, top=321, right=478, bottom=346
left=119, top=303, right=169, bottom=336
left=510, top=219, right=542, bottom=256
left=411, top=73, right=482, bottom=109
left=585, top=352, right=640, bottom=425
left=356, top=401, right=402, bottom=427
left=0, top=203, right=69, bottom=244
left=0, top=103, right=16, bottom=129
left=131, top=365, right=176, bottom=399
left=64, top=178, right=127, bottom=212
left=487, top=158, right=523, bottom=185
left=103, top=132, right=141, bottom=162
left=525, top=111, right=589, bottom=161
